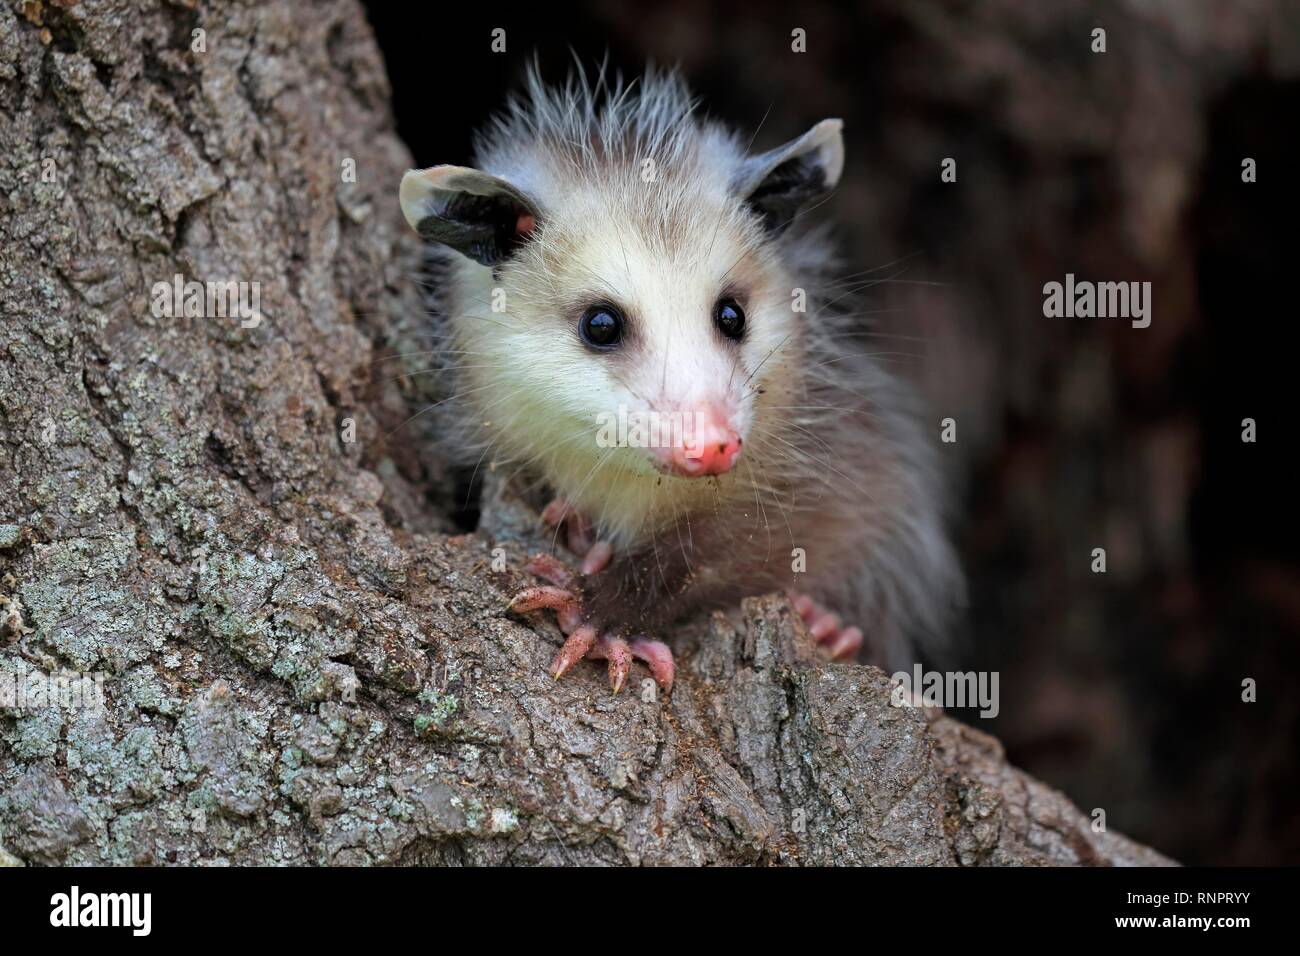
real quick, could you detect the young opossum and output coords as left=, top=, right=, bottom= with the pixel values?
left=399, top=65, right=962, bottom=693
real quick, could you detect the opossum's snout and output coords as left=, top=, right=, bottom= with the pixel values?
left=651, top=406, right=744, bottom=478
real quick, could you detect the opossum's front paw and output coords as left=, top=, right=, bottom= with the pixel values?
left=790, top=592, right=864, bottom=661
left=508, top=552, right=674, bottom=695
left=540, top=498, right=613, bottom=574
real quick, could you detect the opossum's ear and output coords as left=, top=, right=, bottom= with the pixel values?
left=399, top=165, right=539, bottom=266
left=735, top=119, right=844, bottom=234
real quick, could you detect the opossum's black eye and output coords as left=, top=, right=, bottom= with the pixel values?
left=714, top=298, right=746, bottom=340
left=579, top=304, right=624, bottom=349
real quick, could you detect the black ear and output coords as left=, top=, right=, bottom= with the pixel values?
left=734, top=119, right=844, bottom=234
left=399, top=165, right=539, bottom=266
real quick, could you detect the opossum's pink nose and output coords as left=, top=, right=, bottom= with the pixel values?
left=664, top=413, right=743, bottom=477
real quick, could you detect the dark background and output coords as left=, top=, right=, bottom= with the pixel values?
left=362, top=0, right=1300, bottom=865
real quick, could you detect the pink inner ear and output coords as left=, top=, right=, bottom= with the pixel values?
left=515, top=212, right=536, bottom=238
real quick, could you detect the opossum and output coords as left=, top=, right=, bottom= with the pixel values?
left=398, top=65, right=962, bottom=694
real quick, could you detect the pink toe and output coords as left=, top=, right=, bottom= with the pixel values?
left=828, top=626, right=863, bottom=660
left=809, top=613, right=842, bottom=642
left=593, top=635, right=632, bottom=694
left=557, top=606, right=584, bottom=634
left=508, top=586, right=577, bottom=615
left=552, top=624, right=599, bottom=679
left=525, top=553, right=576, bottom=589
left=542, top=498, right=594, bottom=554
left=567, top=524, right=593, bottom=556
left=541, top=498, right=572, bottom=527
left=581, top=540, right=613, bottom=575
left=629, top=638, right=675, bottom=693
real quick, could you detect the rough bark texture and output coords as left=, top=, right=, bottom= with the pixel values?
left=0, top=0, right=1169, bottom=865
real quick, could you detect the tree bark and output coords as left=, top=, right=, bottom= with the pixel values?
left=0, top=0, right=1169, bottom=865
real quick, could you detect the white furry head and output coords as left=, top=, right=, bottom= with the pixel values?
left=400, top=65, right=844, bottom=543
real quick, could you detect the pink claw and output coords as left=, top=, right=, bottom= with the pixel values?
left=540, top=498, right=572, bottom=527
left=827, top=626, right=864, bottom=660
left=588, top=635, right=632, bottom=694
left=526, top=553, right=577, bottom=589
left=542, top=497, right=593, bottom=555
left=516, top=498, right=670, bottom=696
left=508, top=585, right=578, bottom=615
left=629, top=637, right=675, bottom=693
left=809, top=612, right=842, bottom=642
left=790, top=592, right=866, bottom=662
left=551, top=624, right=599, bottom=680
left=792, top=593, right=818, bottom=623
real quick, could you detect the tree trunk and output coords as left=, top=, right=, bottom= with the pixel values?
left=0, top=0, right=1168, bottom=866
